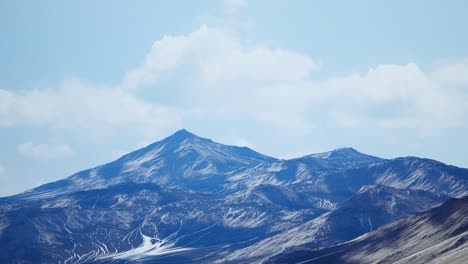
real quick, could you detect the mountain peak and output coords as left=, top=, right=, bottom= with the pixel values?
left=302, top=147, right=384, bottom=169
left=333, top=147, right=358, bottom=153
left=160, top=129, right=209, bottom=146
left=170, top=129, right=197, bottom=140
left=307, top=147, right=361, bottom=159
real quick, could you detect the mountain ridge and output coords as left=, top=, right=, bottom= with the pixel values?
left=268, top=196, right=468, bottom=264
left=0, top=129, right=466, bottom=263
left=219, top=185, right=448, bottom=263
left=5, top=129, right=467, bottom=200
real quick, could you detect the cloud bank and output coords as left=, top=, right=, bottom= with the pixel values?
left=0, top=79, right=182, bottom=140
left=122, top=26, right=468, bottom=133
left=1, top=25, right=467, bottom=148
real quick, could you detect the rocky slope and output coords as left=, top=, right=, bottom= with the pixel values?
left=268, top=196, right=468, bottom=264
left=0, top=129, right=466, bottom=263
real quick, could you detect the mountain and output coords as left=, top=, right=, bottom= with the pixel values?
left=225, top=184, right=338, bottom=210
left=16, top=129, right=276, bottom=198
left=369, top=157, right=468, bottom=197
left=12, top=130, right=467, bottom=200
left=312, top=156, right=468, bottom=198
left=305, top=147, right=384, bottom=168
left=219, top=185, right=448, bottom=263
left=268, top=196, right=468, bottom=264
left=0, top=129, right=466, bottom=263
left=224, top=148, right=384, bottom=192
left=227, top=152, right=467, bottom=198
left=0, top=182, right=326, bottom=263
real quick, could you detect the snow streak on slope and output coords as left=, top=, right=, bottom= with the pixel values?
left=269, top=196, right=468, bottom=264
left=103, top=229, right=194, bottom=261
left=0, top=130, right=467, bottom=264
left=219, top=185, right=447, bottom=263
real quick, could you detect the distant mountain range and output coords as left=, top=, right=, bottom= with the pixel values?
left=0, top=129, right=466, bottom=263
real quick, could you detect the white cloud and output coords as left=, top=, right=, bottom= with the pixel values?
left=17, top=142, right=74, bottom=160
left=320, top=63, right=468, bottom=129
left=123, top=25, right=318, bottom=90
left=0, top=163, right=4, bottom=175
left=2, top=25, right=468, bottom=149
left=122, top=25, right=319, bottom=133
left=322, top=64, right=428, bottom=103
left=433, top=62, right=468, bottom=87
left=121, top=25, right=468, bottom=134
left=0, top=79, right=182, bottom=140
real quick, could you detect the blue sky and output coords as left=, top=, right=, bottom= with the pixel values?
left=1, top=0, right=468, bottom=196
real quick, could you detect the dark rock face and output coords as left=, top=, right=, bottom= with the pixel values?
left=0, top=130, right=466, bottom=263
